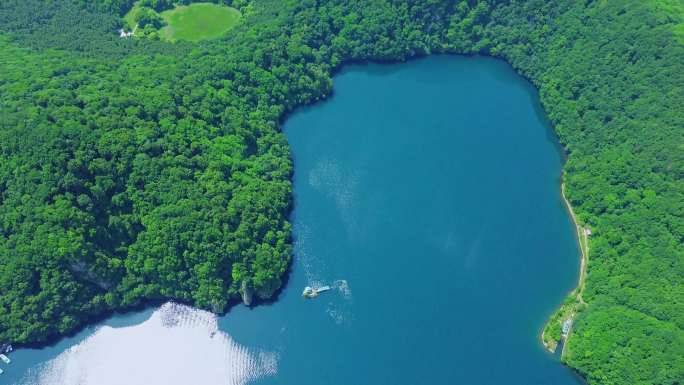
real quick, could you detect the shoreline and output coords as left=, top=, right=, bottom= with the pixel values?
left=560, top=179, right=589, bottom=305
left=8, top=52, right=586, bottom=360
left=541, top=175, right=590, bottom=355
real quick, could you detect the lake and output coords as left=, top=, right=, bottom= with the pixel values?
left=4, top=56, right=583, bottom=385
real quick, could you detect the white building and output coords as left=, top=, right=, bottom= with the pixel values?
left=119, top=29, right=134, bottom=38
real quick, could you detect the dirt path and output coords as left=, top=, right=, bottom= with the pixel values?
left=560, top=181, right=588, bottom=305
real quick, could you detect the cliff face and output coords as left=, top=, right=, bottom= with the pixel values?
left=241, top=281, right=253, bottom=307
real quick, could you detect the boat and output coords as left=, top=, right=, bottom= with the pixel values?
left=0, top=354, right=9, bottom=364
left=0, top=367, right=4, bottom=375
left=302, top=285, right=332, bottom=298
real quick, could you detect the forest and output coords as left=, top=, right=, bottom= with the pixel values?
left=0, top=1, right=682, bottom=384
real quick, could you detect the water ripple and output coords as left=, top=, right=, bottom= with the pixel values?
left=19, top=303, right=277, bottom=385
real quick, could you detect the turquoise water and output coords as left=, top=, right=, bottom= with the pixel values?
left=5, top=56, right=582, bottom=385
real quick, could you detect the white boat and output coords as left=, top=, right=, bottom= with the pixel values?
left=302, top=285, right=332, bottom=298
left=0, top=354, right=9, bottom=364
left=0, top=367, right=4, bottom=374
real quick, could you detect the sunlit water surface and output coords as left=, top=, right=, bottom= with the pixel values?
left=13, top=303, right=276, bottom=385
left=6, top=56, right=583, bottom=385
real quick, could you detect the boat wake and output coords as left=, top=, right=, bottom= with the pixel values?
left=333, top=280, right=352, bottom=300
left=308, top=158, right=361, bottom=238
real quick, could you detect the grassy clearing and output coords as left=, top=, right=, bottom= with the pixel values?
left=160, top=3, right=242, bottom=42
left=123, top=3, right=142, bottom=31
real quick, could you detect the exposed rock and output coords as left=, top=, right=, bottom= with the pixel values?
left=0, top=343, right=12, bottom=354
left=241, top=280, right=253, bottom=306
left=210, top=301, right=225, bottom=314
left=67, top=261, right=112, bottom=290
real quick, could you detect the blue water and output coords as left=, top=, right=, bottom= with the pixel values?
left=4, top=55, right=582, bottom=385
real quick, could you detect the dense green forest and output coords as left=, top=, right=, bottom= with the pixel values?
left=0, top=1, right=682, bottom=384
